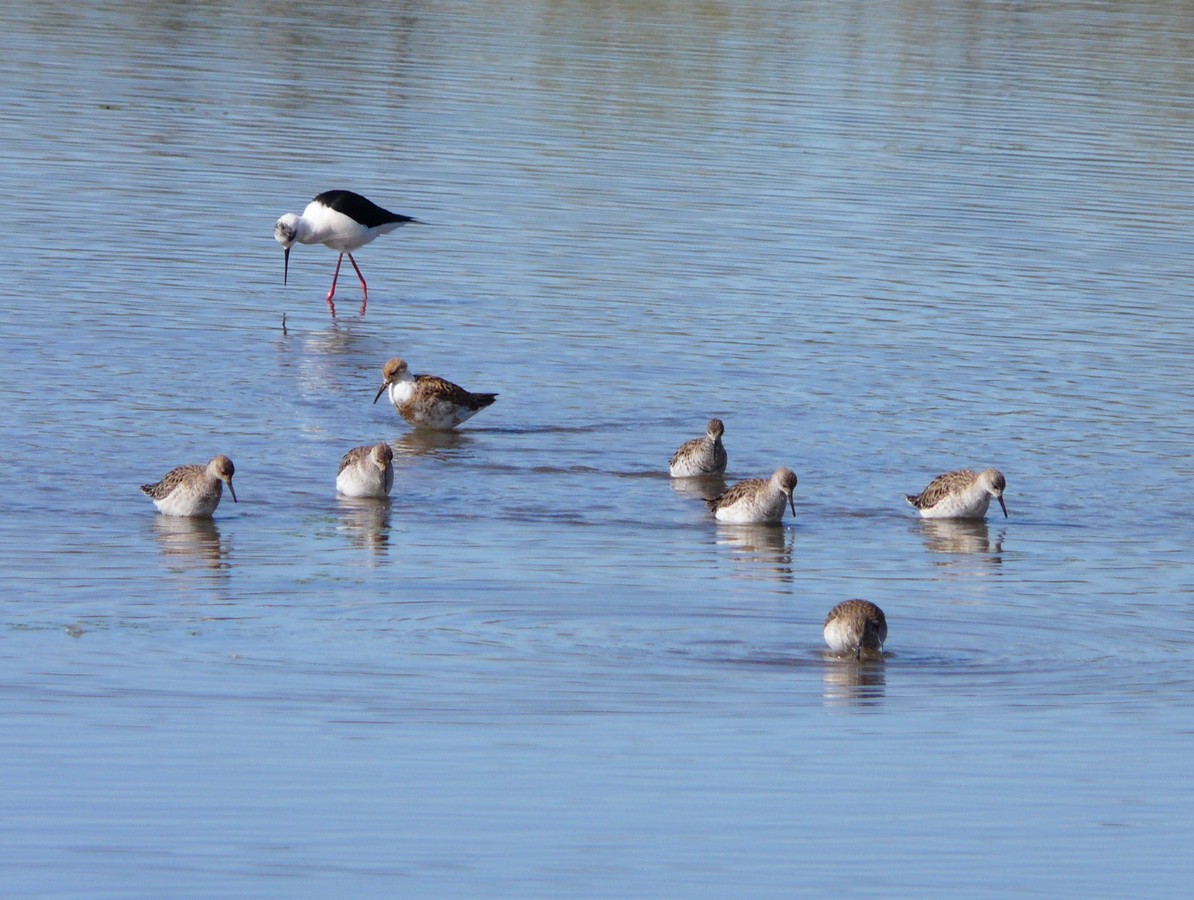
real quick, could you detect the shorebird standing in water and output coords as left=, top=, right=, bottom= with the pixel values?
left=140, top=455, right=237, bottom=517
left=336, top=442, right=394, bottom=499
left=373, top=357, right=497, bottom=431
left=906, top=468, right=1008, bottom=519
left=273, top=190, right=419, bottom=315
left=707, top=467, right=797, bottom=524
left=669, top=418, right=728, bottom=478
left=823, top=600, right=888, bottom=660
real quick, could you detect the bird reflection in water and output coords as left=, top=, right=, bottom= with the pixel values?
left=394, top=428, right=471, bottom=458
left=669, top=473, right=727, bottom=502
left=918, top=519, right=1004, bottom=566
left=715, top=523, right=793, bottom=582
left=273, top=317, right=375, bottom=435
left=821, top=656, right=886, bottom=707
left=336, top=497, right=392, bottom=554
left=151, top=516, right=228, bottom=572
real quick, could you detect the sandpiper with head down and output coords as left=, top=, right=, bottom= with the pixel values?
left=707, top=467, right=798, bottom=524
left=140, top=455, right=237, bottom=518
left=274, top=190, right=419, bottom=315
left=823, top=600, right=888, bottom=660
left=336, top=442, right=395, bottom=499
left=373, top=357, right=497, bottom=431
left=906, top=468, right=1008, bottom=519
left=669, top=418, right=728, bottom=478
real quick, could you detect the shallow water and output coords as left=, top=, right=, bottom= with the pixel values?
left=2, top=0, right=1194, bottom=894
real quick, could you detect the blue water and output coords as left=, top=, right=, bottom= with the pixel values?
left=2, top=0, right=1193, bottom=894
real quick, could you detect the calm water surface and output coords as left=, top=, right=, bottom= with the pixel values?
left=2, top=0, right=1193, bottom=894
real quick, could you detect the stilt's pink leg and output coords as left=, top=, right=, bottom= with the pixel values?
left=325, top=254, right=344, bottom=315
left=347, top=253, right=368, bottom=315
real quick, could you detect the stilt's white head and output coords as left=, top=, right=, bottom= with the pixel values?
left=274, top=213, right=301, bottom=284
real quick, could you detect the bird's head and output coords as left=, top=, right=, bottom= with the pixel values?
left=274, top=214, right=300, bottom=284
left=774, top=467, right=798, bottom=517
left=210, top=455, right=237, bottom=503
left=373, top=358, right=410, bottom=403
left=371, top=443, right=395, bottom=470
left=983, top=469, right=1008, bottom=517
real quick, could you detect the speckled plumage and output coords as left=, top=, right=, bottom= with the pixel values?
left=140, top=455, right=236, bottom=518
left=336, top=442, right=395, bottom=499
left=906, top=468, right=1008, bottom=519
left=669, top=418, right=728, bottom=477
left=823, top=600, right=888, bottom=660
left=373, top=357, right=497, bottom=430
left=707, top=467, right=797, bottom=524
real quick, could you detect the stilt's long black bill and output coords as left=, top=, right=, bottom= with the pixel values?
left=283, top=246, right=290, bottom=285
left=788, top=495, right=797, bottom=517
left=373, top=383, right=388, bottom=404
left=998, top=496, right=1008, bottom=517
left=227, top=482, right=238, bottom=503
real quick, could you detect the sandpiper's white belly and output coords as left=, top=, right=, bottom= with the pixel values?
left=822, top=617, right=859, bottom=654
left=337, top=465, right=393, bottom=499
left=714, top=491, right=786, bottom=524
left=917, top=490, right=992, bottom=519
left=427, top=401, right=478, bottom=429
left=154, top=481, right=222, bottom=517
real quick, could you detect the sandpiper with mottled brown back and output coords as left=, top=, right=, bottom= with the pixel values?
left=373, top=357, right=497, bottom=431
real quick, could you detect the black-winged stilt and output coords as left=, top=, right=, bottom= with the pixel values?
left=274, top=190, right=418, bottom=315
